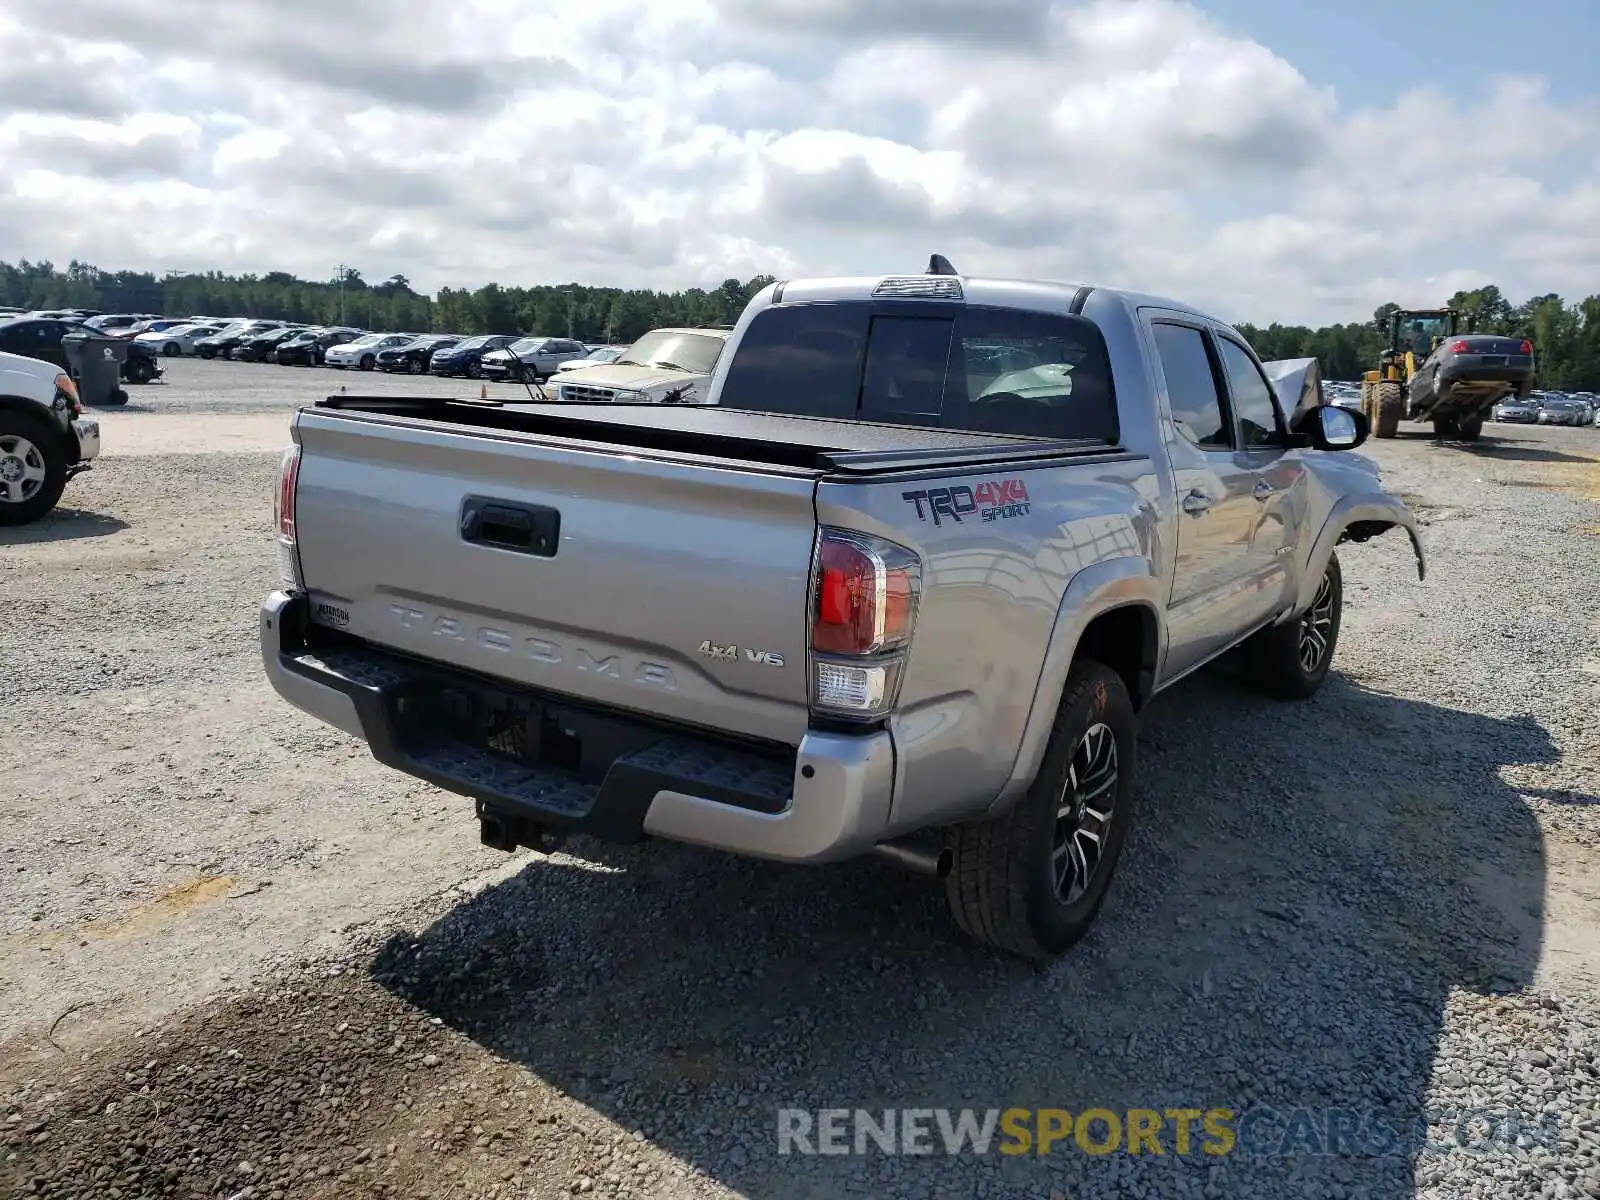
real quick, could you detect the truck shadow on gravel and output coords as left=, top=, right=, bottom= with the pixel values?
left=371, top=671, right=1552, bottom=1199
left=0, top=508, right=129, bottom=543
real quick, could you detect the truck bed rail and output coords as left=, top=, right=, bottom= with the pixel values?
left=309, top=394, right=1127, bottom=476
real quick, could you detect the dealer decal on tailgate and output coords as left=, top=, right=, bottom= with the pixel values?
left=903, top=479, right=1032, bottom=526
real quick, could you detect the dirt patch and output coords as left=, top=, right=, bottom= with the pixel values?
left=23, top=877, right=238, bottom=951
left=1495, top=455, right=1600, bottom=501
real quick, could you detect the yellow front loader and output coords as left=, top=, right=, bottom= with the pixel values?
left=1359, top=309, right=1457, bottom=439
left=1360, top=308, right=1535, bottom=440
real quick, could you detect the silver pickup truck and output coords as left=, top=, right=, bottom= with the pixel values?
left=261, top=261, right=1425, bottom=960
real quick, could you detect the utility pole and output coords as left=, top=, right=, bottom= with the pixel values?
left=335, top=264, right=348, bottom=325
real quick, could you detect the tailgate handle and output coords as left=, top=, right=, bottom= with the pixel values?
left=460, top=497, right=559, bottom=557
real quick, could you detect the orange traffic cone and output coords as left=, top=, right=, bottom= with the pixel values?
left=479, top=383, right=488, bottom=399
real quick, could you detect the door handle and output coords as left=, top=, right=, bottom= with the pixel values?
left=1181, top=490, right=1213, bottom=515
left=1253, top=480, right=1276, bottom=501
left=460, top=496, right=561, bottom=557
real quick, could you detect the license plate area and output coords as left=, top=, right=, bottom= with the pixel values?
left=396, top=677, right=660, bottom=787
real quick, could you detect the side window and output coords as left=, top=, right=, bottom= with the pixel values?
left=717, top=304, right=869, bottom=418
left=859, top=317, right=952, bottom=420
left=1151, top=323, right=1230, bottom=449
left=1215, top=337, right=1284, bottom=449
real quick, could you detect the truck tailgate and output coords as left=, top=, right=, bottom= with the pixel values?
left=290, top=409, right=817, bottom=745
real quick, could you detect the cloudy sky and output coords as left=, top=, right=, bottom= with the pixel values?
left=0, top=0, right=1595, bottom=326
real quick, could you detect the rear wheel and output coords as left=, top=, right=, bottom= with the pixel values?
left=360, top=354, right=375, bottom=371
left=1373, top=382, right=1404, bottom=438
left=126, top=356, right=156, bottom=385
left=408, top=358, right=423, bottom=375
left=466, top=360, right=483, bottom=380
left=944, top=661, right=1137, bottom=961
left=1242, top=553, right=1342, bottom=699
left=0, top=414, right=68, bottom=526
left=163, top=342, right=180, bottom=356
left=1457, top=417, right=1484, bottom=442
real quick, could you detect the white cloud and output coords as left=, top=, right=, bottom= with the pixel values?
left=0, top=0, right=1594, bottom=325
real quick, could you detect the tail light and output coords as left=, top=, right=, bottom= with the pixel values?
left=53, top=373, right=81, bottom=416
left=808, top=528, right=922, bottom=721
left=1449, top=340, right=1471, bottom=354
left=273, top=444, right=303, bottom=589
left=1520, top=339, right=1534, bottom=355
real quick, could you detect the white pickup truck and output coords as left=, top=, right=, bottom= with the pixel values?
left=0, top=351, right=100, bottom=526
left=549, top=327, right=730, bottom=404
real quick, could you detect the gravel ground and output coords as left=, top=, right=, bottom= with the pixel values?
left=2, top=369, right=1598, bottom=1200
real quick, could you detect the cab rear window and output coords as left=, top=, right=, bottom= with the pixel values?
left=717, top=302, right=1117, bottom=442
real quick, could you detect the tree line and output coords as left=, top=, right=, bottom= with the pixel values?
left=1, top=260, right=1595, bottom=388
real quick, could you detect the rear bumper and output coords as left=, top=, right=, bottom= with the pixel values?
left=1442, top=359, right=1534, bottom=386
left=260, top=590, right=895, bottom=863
left=71, top=416, right=100, bottom=463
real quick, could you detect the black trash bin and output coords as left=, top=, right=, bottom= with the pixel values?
left=61, top=329, right=130, bottom=407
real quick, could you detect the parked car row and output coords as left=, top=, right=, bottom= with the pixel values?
left=1494, top=390, right=1599, bottom=427
left=3, top=304, right=733, bottom=408
left=0, top=312, right=165, bottom=392
left=99, top=313, right=630, bottom=381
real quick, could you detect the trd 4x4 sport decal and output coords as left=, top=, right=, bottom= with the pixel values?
left=902, top=479, right=1031, bottom=526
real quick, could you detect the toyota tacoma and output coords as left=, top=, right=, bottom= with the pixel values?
left=261, top=258, right=1425, bottom=960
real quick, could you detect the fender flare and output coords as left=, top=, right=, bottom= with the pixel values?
left=1294, top=493, right=1426, bottom=615
left=986, top=555, right=1163, bottom=817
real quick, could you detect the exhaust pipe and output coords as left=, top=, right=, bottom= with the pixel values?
left=870, top=837, right=953, bottom=880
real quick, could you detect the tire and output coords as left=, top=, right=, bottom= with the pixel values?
left=199, top=347, right=215, bottom=360
left=1431, top=418, right=1457, bottom=438
left=466, top=360, right=483, bottom=380
left=1373, top=382, right=1404, bottom=438
left=408, top=358, right=423, bottom=375
left=126, top=357, right=156, bottom=385
left=101, top=388, right=130, bottom=407
left=1457, top=417, right=1484, bottom=442
left=0, top=412, right=69, bottom=526
left=944, top=661, right=1137, bottom=960
left=360, top=355, right=375, bottom=371
left=1242, top=553, right=1343, bottom=700
left=163, top=342, right=180, bottom=357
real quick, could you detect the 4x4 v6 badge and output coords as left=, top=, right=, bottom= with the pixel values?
left=698, top=639, right=785, bottom=668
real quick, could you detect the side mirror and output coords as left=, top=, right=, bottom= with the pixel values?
left=1298, top=403, right=1366, bottom=451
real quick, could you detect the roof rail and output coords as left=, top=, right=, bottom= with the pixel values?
left=926, top=254, right=959, bottom=276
